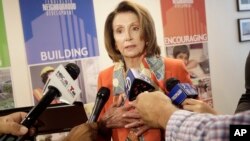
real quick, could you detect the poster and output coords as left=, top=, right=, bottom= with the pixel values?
left=0, top=0, right=14, bottom=110
left=19, top=0, right=100, bottom=105
left=161, top=0, right=213, bottom=107
left=161, top=0, right=207, bottom=46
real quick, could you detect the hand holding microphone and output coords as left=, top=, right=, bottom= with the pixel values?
left=22, top=63, right=81, bottom=128
left=166, top=77, right=217, bottom=114
left=0, top=63, right=81, bottom=141
left=0, top=112, right=28, bottom=136
left=63, top=122, right=98, bottom=141
left=64, top=87, right=110, bottom=141
left=182, top=99, right=217, bottom=114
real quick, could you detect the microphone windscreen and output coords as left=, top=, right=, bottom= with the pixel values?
left=97, top=87, right=110, bottom=103
left=125, top=69, right=155, bottom=101
left=88, top=87, right=110, bottom=122
left=65, top=63, right=80, bottom=80
left=166, top=77, right=198, bottom=105
left=165, top=77, right=180, bottom=92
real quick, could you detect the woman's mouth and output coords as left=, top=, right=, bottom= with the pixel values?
left=125, top=45, right=136, bottom=49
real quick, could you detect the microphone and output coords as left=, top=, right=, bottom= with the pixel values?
left=88, top=87, right=110, bottom=122
left=166, top=77, right=198, bottom=106
left=42, top=63, right=81, bottom=104
left=125, top=69, right=155, bottom=101
left=0, top=63, right=81, bottom=141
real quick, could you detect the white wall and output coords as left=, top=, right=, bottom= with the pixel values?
left=205, top=0, right=250, bottom=114
left=2, top=0, right=250, bottom=114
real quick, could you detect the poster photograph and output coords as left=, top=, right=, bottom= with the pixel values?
left=161, top=0, right=213, bottom=106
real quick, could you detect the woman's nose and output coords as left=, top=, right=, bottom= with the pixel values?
left=125, top=30, right=132, bottom=41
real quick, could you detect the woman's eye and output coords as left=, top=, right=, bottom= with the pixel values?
left=115, top=29, right=123, bottom=34
left=132, top=26, right=139, bottom=31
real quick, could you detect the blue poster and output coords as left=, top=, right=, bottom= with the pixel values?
left=19, top=0, right=99, bottom=64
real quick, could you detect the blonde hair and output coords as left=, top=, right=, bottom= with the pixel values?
left=40, top=66, right=54, bottom=84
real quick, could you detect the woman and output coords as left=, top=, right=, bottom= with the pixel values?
left=96, top=1, right=191, bottom=141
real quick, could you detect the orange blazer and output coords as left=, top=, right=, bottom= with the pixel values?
left=97, top=57, right=192, bottom=141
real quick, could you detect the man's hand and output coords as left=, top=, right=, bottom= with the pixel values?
left=122, top=106, right=150, bottom=136
left=127, top=91, right=179, bottom=129
left=0, top=112, right=28, bottom=136
left=63, top=123, right=98, bottom=141
left=182, top=98, right=217, bottom=114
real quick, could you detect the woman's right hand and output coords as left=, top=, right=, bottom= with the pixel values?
left=99, top=103, right=136, bottom=128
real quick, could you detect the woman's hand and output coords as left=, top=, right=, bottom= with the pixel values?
left=99, top=103, right=136, bottom=128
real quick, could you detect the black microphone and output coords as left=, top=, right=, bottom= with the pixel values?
left=166, top=77, right=198, bottom=106
left=125, top=69, right=155, bottom=101
left=88, top=87, right=110, bottom=122
left=0, top=63, right=80, bottom=141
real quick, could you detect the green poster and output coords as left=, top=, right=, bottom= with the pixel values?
left=0, top=0, right=10, bottom=67
left=0, top=1, right=14, bottom=110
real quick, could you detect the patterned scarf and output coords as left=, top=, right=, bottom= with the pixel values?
left=112, top=55, right=165, bottom=103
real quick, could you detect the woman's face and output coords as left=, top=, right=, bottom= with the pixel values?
left=112, top=12, right=145, bottom=59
